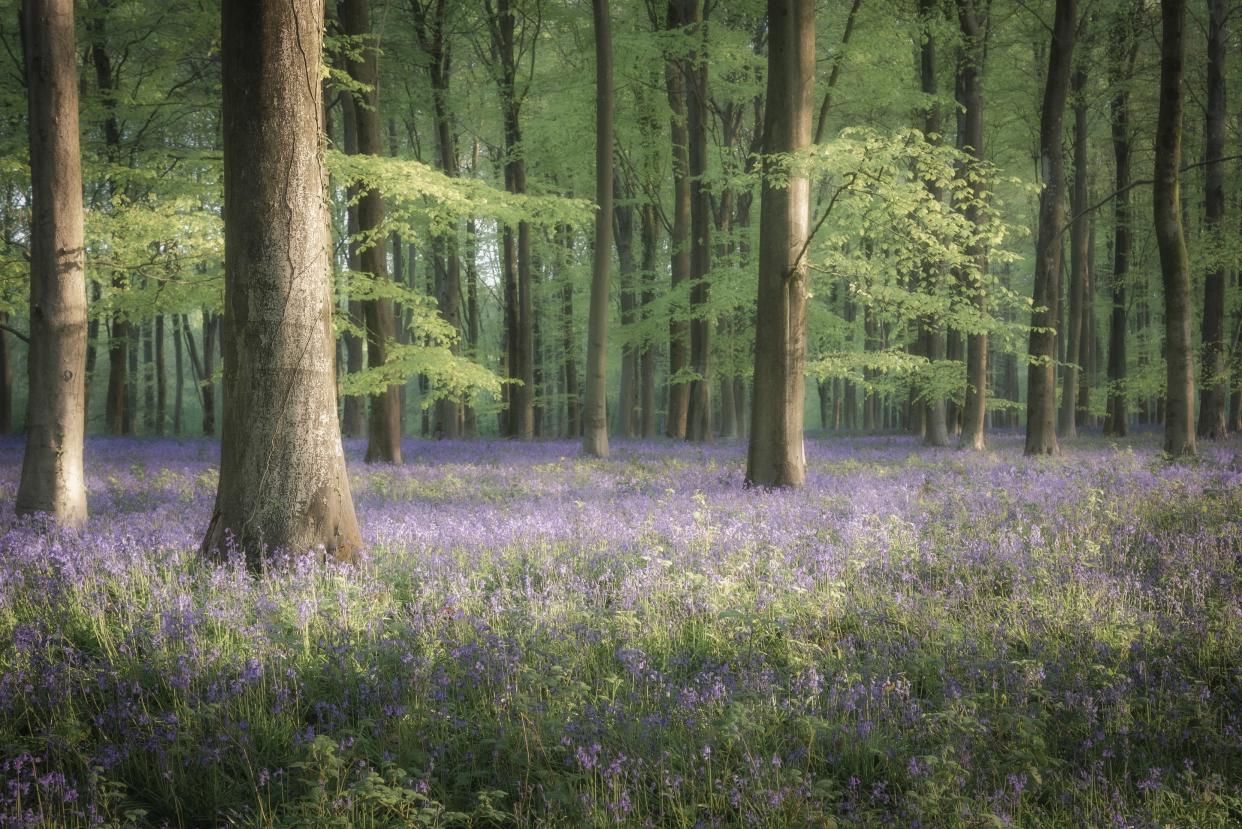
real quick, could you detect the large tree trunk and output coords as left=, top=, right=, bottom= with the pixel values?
left=664, top=3, right=691, bottom=438
left=340, top=0, right=401, bottom=463
left=1103, top=10, right=1136, bottom=437
left=1154, top=0, right=1196, bottom=457
left=957, top=0, right=988, bottom=450
left=1024, top=0, right=1075, bottom=456
left=1059, top=68, right=1089, bottom=439
left=17, top=0, right=88, bottom=525
left=1197, top=0, right=1228, bottom=439
left=746, top=0, right=813, bottom=488
left=203, top=0, right=361, bottom=565
left=582, top=0, right=613, bottom=458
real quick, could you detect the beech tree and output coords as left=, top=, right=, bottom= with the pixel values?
left=1153, top=0, right=1195, bottom=458
left=582, top=0, right=612, bottom=458
left=746, top=0, right=813, bottom=488
left=1024, top=0, right=1074, bottom=457
left=202, top=0, right=361, bottom=564
left=16, top=0, right=88, bottom=525
left=1197, top=0, right=1227, bottom=440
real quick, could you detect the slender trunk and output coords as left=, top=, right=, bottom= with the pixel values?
left=918, top=0, right=949, bottom=447
left=1154, top=0, right=1195, bottom=457
left=558, top=225, right=580, bottom=437
left=0, top=314, right=10, bottom=434
left=664, top=3, right=691, bottom=438
left=201, top=309, right=216, bottom=435
left=142, top=319, right=155, bottom=432
left=1024, top=0, right=1075, bottom=456
left=465, top=218, right=480, bottom=436
left=746, top=0, right=813, bottom=488
left=639, top=205, right=658, bottom=438
left=1197, top=0, right=1227, bottom=438
left=17, top=0, right=88, bottom=524
left=683, top=0, right=712, bottom=443
left=1059, top=68, right=1088, bottom=438
left=583, top=0, right=613, bottom=457
left=341, top=0, right=401, bottom=463
left=957, top=0, right=988, bottom=450
left=1104, top=10, right=1136, bottom=437
left=154, top=314, right=165, bottom=435
left=204, top=0, right=361, bottom=564
left=173, top=312, right=184, bottom=434
left=615, top=173, right=639, bottom=439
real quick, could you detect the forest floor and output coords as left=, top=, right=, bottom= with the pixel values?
left=1, top=433, right=1240, bottom=827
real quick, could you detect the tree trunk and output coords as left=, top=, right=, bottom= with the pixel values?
left=201, top=309, right=216, bottom=435
left=557, top=225, right=580, bottom=437
left=682, top=0, right=712, bottom=443
left=615, top=171, right=639, bottom=438
left=173, top=312, right=184, bottom=434
left=582, top=0, right=613, bottom=458
left=746, top=0, right=813, bottom=488
left=1059, top=67, right=1088, bottom=439
left=203, top=0, right=361, bottom=565
left=639, top=204, right=658, bottom=438
left=664, top=3, right=691, bottom=438
left=0, top=314, right=10, bottom=434
left=154, top=314, right=165, bottom=435
left=16, top=0, right=88, bottom=525
left=1197, top=0, right=1227, bottom=439
left=916, top=0, right=949, bottom=447
left=1024, top=0, right=1075, bottom=456
left=464, top=217, right=480, bottom=436
left=340, top=0, right=401, bottom=464
left=142, top=319, right=155, bottom=432
left=1154, top=0, right=1196, bottom=457
left=957, top=0, right=988, bottom=450
left=1104, top=9, right=1136, bottom=438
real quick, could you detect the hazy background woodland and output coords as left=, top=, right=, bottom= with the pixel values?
left=0, top=0, right=1236, bottom=448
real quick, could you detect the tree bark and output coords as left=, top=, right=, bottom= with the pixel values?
left=203, top=0, right=361, bottom=564
left=583, top=0, right=613, bottom=458
left=412, top=0, right=463, bottom=438
left=173, top=312, right=184, bottom=434
left=340, top=0, right=401, bottom=463
left=1103, top=9, right=1136, bottom=437
left=201, top=309, right=217, bottom=435
left=639, top=204, right=658, bottom=438
left=1197, top=0, right=1227, bottom=439
left=1059, top=67, right=1088, bottom=439
left=664, top=2, right=691, bottom=438
left=1024, top=0, right=1075, bottom=456
left=17, top=0, right=88, bottom=525
left=154, top=314, right=165, bottom=435
left=746, top=0, right=813, bottom=488
left=682, top=0, right=712, bottom=443
left=1154, top=0, right=1196, bottom=457
left=615, top=180, right=639, bottom=439
left=0, top=313, right=10, bottom=434
left=956, top=0, right=988, bottom=450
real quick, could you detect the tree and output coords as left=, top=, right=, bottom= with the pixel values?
left=341, top=0, right=402, bottom=464
left=956, top=0, right=988, bottom=451
left=1153, top=0, right=1194, bottom=457
left=1058, top=66, right=1088, bottom=439
left=1197, top=0, right=1227, bottom=439
left=582, top=0, right=612, bottom=458
left=16, top=0, right=88, bottom=525
left=1024, top=0, right=1075, bottom=456
left=917, top=0, right=949, bottom=448
left=662, top=0, right=692, bottom=439
left=746, top=0, right=813, bottom=488
left=1103, top=5, right=1138, bottom=438
left=202, top=0, right=362, bottom=564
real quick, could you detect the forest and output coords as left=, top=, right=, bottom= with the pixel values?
left=1, top=0, right=1241, bottom=825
